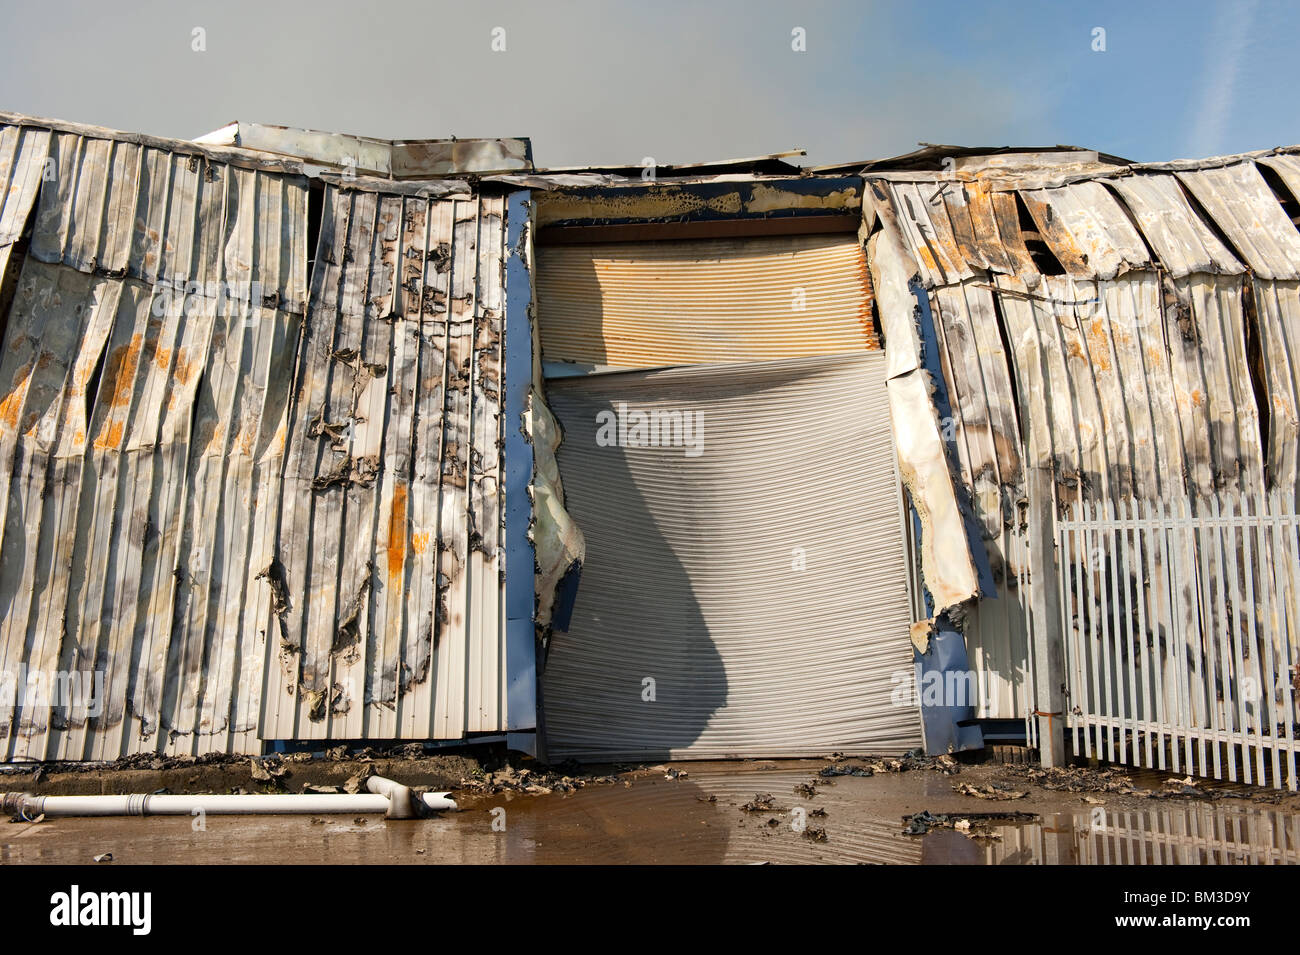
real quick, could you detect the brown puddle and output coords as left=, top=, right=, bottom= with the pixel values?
left=3, top=764, right=1298, bottom=865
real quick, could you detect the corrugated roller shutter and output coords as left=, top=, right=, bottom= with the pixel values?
left=541, top=352, right=920, bottom=760
left=536, top=234, right=877, bottom=370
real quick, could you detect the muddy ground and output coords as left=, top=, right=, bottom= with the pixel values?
left=3, top=749, right=1298, bottom=864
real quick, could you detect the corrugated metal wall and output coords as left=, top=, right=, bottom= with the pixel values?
left=0, top=119, right=517, bottom=760
left=0, top=125, right=309, bottom=760
left=541, top=353, right=920, bottom=760
left=262, top=186, right=511, bottom=743
left=869, top=149, right=1300, bottom=720
left=536, top=234, right=877, bottom=370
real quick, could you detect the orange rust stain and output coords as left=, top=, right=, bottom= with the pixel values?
left=387, top=484, right=408, bottom=580
left=0, top=359, right=33, bottom=428
left=172, top=347, right=195, bottom=386
left=101, top=334, right=144, bottom=410
left=35, top=352, right=52, bottom=371
left=1086, top=319, right=1112, bottom=373
left=154, top=346, right=172, bottom=371
left=917, top=245, right=939, bottom=273
left=412, top=531, right=430, bottom=555
left=95, top=419, right=124, bottom=451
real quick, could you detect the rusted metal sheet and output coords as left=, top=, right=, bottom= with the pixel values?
left=261, top=186, right=511, bottom=743
left=535, top=234, right=877, bottom=372
left=542, top=353, right=920, bottom=759
left=1018, top=181, right=1151, bottom=280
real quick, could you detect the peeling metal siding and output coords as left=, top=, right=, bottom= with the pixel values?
left=1252, top=279, right=1300, bottom=496
left=868, top=153, right=1300, bottom=720
left=0, top=121, right=312, bottom=760
left=0, top=121, right=517, bottom=760
left=0, top=125, right=49, bottom=245
left=541, top=353, right=921, bottom=760
left=535, top=234, right=877, bottom=371
left=263, top=186, right=510, bottom=742
left=862, top=217, right=980, bottom=616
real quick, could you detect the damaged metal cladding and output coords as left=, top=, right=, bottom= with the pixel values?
left=3, top=105, right=1299, bottom=768
left=0, top=112, right=530, bottom=761
left=865, top=145, right=1300, bottom=725
left=266, top=184, right=514, bottom=744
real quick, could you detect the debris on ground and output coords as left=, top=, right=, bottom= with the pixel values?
left=794, top=782, right=818, bottom=798
left=1002, top=764, right=1149, bottom=795
left=249, top=756, right=288, bottom=783
left=809, top=807, right=827, bottom=818
left=302, top=784, right=342, bottom=794
left=696, top=794, right=717, bottom=803
left=664, top=768, right=688, bottom=781
left=819, top=751, right=960, bottom=779
left=902, top=809, right=1038, bottom=836
left=457, top=763, right=618, bottom=796
left=803, top=826, right=828, bottom=843
left=93, top=852, right=113, bottom=863
left=954, top=782, right=1026, bottom=800
left=741, top=793, right=785, bottom=813
left=819, top=765, right=874, bottom=779
left=343, top=769, right=372, bottom=794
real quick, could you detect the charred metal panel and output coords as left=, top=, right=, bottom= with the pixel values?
left=194, top=121, right=533, bottom=179
left=262, top=185, right=510, bottom=743
left=0, top=118, right=518, bottom=761
left=542, top=353, right=921, bottom=760
left=0, top=125, right=48, bottom=247
left=867, top=152, right=1300, bottom=720
left=0, top=119, right=311, bottom=760
left=534, top=176, right=860, bottom=230
left=536, top=234, right=877, bottom=372
left=1107, top=175, right=1242, bottom=278
left=29, top=133, right=309, bottom=313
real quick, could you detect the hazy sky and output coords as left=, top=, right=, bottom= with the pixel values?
left=1, top=0, right=1296, bottom=168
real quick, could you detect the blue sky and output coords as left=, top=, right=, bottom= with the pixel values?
left=0, top=0, right=1296, bottom=166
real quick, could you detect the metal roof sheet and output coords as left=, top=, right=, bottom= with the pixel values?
left=1176, top=160, right=1300, bottom=281
left=194, top=121, right=533, bottom=178
left=1107, top=174, right=1243, bottom=277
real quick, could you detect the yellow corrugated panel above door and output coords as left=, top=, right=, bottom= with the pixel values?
left=536, top=234, right=877, bottom=370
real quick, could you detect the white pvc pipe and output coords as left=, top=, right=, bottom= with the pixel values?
left=4, top=775, right=457, bottom=819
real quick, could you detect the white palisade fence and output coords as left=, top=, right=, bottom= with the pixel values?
left=1057, top=493, right=1300, bottom=790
